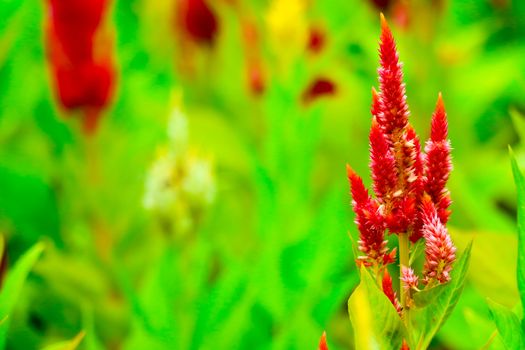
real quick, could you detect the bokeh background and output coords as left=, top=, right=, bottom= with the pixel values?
left=1, top=0, right=525, bottom=349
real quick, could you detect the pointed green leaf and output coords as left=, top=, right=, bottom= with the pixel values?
left=487, top=299, right=525, bottom=350
left=510, top=148, right=525, bottom=320
left=412, top=241, right=472, bottom=350
left=0, top=242, right=45, bottom=347
left=348, top=267, right=406, bottom=350
left=40, top=331, right=85, bottom=350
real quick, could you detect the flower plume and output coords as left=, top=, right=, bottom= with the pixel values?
left=346, top=14, right=456, bottom=296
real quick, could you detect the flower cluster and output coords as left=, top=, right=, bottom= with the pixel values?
left=143, top=98, right=215, bottom=236
left=45, top=0, right=116, bottom=133
left=347, top=15, right=456, bottom=309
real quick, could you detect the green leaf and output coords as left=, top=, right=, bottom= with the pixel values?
left=411, top=241, right=472, bottom=350
left=0, top=242, right=45, bottom=348
left=40, top=331, right=85, bottom=350
left=487, top=299, right=525, bottom=350
left=348, top=267, right=406, bottom=350
left=510, top=148, right=525, bottom=321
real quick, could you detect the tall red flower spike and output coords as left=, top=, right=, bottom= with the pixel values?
left=45, top=0, right=116, bottom=134
left=346, top=14, right=455, bottom=298
left=318, top=331, right=328, bottom=350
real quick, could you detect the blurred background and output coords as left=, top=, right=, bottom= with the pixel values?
left=1, top=0, right=525, bottom=349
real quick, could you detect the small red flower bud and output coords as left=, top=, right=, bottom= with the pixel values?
left=382, top=269, right=402, bottom=314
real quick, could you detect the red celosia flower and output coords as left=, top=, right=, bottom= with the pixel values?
left=318, top=331, right=328, bottom=350
left=400, top=339, right=410, bottom=350
left=400, top=266, right=418, bottom=291
left=302, top=78, right=336, bottom=104
left=421, top=197, right=456, bottom=284
left=382, top=269, right=402, bottom=314
left=346, top=14, right=455, bottom=288
left=45, top=0, right=116, bottom=134
left=424, top=93, right=452, bottom=224
left=177, top=0, right=218, bottom=45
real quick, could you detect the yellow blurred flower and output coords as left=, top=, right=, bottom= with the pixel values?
left=265, top=0, right=308, bottom=66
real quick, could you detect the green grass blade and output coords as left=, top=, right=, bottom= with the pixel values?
left=0, top=242, right=45, bottom=348
left=509, top=148, right=525, bottom=322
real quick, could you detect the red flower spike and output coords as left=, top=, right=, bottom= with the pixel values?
left=369, top=118, right=397, bottom=201
left=346, top=165, right=369, bottom=206
left=430, top=93, right=448, bottom=142
left=421, top=197, right=456, bottom=285
left=318, top=331, right=328, bottom=350
left=377, top=14, right=409, bottom=135
left=347, top=165, right=392, bottom=265
left=382, top=269, right=402, bottom=314
left=424, top=93, right=452, bottom=223
left=400, top=339, right=410, bottom=350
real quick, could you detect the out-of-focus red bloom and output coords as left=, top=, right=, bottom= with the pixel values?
left=369, top=0, right=391, bottom=11
left=302, top=77, right=336, bottom=104
left=318, top=331, right=328, bottom=350
left=421, top=197, right=456, bottom=284
left=241, top=19, right=265, bottom=96
left=307, top=26, right=325, bottom=54
left=176, top=0, right=218, bottom=45
left=400, top=339, right=410, bottom=350
left=45, top=0, right=116, bottom=134
left=382, top=269, right=402, bottom=314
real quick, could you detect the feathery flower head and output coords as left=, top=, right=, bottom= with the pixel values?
left=421, top=197, right=456, bottom=284
left=424, top=93, right=452, bottom=224
left=346, top=15, right=455, bottom=289
left=347, top=165, right=395, bottom=266
left=382, top=269, right=402, bottom=314
left=400, top=266, right=418, bottom=291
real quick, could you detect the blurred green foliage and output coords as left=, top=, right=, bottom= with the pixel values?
left=1, top=0, right=525, bottom=349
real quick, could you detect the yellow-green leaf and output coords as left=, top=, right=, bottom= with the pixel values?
left=348, top=267, right=406, bottom=350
